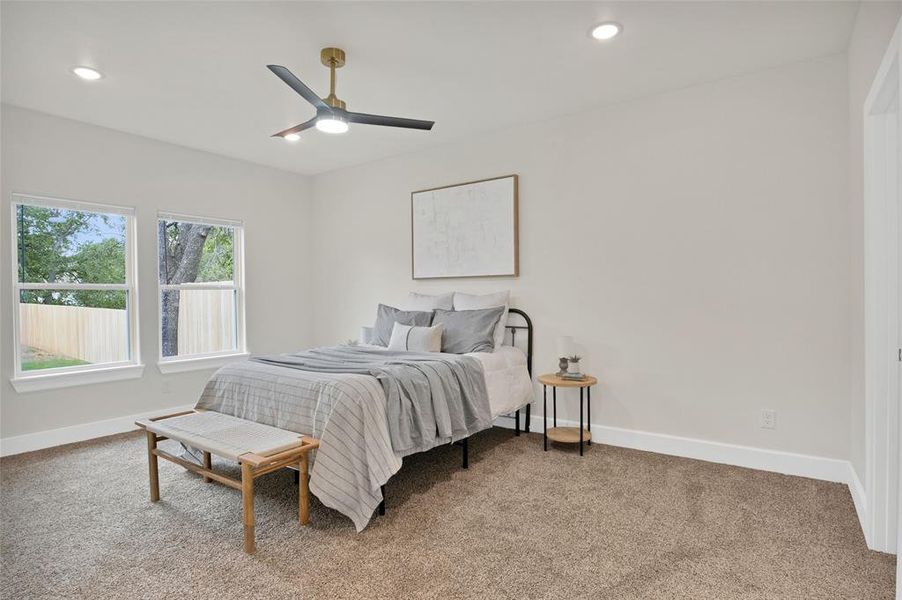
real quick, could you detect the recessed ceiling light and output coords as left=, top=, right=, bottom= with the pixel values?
left=590, top=22, right=622, bottom=41
left=72, top=66, right=103, bottom=81
left=315, top=116, right=349, bottom=134
left=283, top=133, right=301, bottom=142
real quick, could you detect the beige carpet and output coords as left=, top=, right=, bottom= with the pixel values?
left=0, top=428, right=895, bottom=599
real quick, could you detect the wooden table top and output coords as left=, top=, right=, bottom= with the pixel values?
left=546, top=426, right=592, bottom=444
left=538, top=373, right=598, bottom=387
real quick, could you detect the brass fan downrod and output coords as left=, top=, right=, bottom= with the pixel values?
left=320, top=47, right=347, bottom=111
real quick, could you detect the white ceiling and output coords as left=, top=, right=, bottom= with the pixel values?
left=1, top=1, right=859, bottom=176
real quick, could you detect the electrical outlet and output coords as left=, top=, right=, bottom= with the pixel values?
left=760, top=409, right=777, bottom=430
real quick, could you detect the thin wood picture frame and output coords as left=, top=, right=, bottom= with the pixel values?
left=410, top=174, right=519, bottom=280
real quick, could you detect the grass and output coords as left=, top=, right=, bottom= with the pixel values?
left=20, top=346, right=90, bottom=371
left=22, top=357, right=90, bottom=371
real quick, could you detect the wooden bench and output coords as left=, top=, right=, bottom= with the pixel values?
left=136, top=410, right=319, bottom=554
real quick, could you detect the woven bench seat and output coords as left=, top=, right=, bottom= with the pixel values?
left=136, top=410, right=319, bottom=554
left=139, top=411, right=310, bottom=461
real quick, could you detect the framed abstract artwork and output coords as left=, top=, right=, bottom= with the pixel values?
left=411, top=174, right=519, bottom=279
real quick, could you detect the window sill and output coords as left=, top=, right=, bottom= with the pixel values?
left=10, top=364, right=145, bottom=393
left=157, top=352, right=250, bottom=374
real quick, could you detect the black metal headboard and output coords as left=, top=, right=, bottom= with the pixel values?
left=505, top=308, right=533, bottom=376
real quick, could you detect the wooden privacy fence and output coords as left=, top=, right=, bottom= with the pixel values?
left=20, top=290, right=235, bottom=363
left=175, top=290, right=236, bottom=356
left=19, top=303, right=128, bottom=364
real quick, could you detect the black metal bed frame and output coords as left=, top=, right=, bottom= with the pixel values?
left=507, top=308, right=533, bottom=436
left=378, top=307, right=534, bottom=517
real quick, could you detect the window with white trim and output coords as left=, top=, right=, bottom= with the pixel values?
left=12, top=194, right=140, bottom=379
left=157, top=213, right=245, bottom=363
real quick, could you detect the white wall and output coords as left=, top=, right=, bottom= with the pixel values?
left=0, top=105, right=314, bottom=439
left=311, top=55, right=852, bottom=460
left=0, top=50, right=862, bottom=467
left=847, top=1, right=902, bottom=483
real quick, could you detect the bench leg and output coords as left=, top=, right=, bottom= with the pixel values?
left=202, top=451, right=212, bottom=483
left=299, top=452, right=310, bottom=525
left=146, top=430, right=160, bottom=502
left=241, top=463, right=255, bottom=554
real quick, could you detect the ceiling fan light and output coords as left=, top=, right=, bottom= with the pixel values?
left=72, top=66, right=103, bottom=80
left=283, top=133, right=301, bottom=142
left=591, top=22, right=622, bottom=41
left=316, top=117, right=349, bottom=134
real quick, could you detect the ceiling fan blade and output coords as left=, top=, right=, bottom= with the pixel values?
left=271, top=117, right=318, bottom=138
left=267, top=65, right=330, bottom=112
left=347, top=111, right=434, bottom=130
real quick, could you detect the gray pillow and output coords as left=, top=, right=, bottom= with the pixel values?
left=432, top=306, right=506, bottom=354
left=372, top=304, right=434, bottom=346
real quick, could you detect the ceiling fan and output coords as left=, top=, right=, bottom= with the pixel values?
left=268, top=47, right=435, bottom=138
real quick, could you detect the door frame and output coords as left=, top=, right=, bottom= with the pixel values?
left=864, top=16, right=902, bottom=558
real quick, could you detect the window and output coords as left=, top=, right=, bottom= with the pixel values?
left=157, top=213, right=245, bottom=370
left=11, top=194, right=141, bottom=391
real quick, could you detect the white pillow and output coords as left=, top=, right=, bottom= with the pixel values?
left=403, top=291, right=453, bottom=311
left=387, top=322, right=444, bottom=352
left=452, top=291, right=510, bottom=349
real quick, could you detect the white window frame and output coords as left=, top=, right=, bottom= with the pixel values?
left=156, top=211, right=247, bottom=373
left=9, top=193, right=143, bottom=392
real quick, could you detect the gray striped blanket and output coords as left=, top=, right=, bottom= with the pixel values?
left=196, top=346, right=491, bottom=531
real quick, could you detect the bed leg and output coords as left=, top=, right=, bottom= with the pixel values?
left=462, top=437, right=469, bottom=469
left=514, top=409, right=520, bottom=436
left=525, top=404, right=531, bottom=433
left=379, top=485, right=386, bottom=516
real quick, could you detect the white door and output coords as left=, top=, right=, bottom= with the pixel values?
left=897, top=101, right=902, bottom=595
left=866, top=16, right=901, bottom=560
left=897, top=80, right=902, bottom=599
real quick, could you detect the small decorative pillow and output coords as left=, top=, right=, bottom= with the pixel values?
left=387, top=323, right=444, bottom=352
left=403, top=291, right=454, bottom=311
left=372, top=304, right=434, bottom=346
left=452, top=291, right=510, bottom=349
left=432, top=306, right=506, bottom=354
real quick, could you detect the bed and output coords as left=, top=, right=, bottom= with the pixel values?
left=195, top=309, right=534, bottom=531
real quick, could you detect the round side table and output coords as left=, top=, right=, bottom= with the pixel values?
left=538, top=373, right=598, bottom=456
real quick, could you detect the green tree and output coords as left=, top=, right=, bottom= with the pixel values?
left=17, top=205, right=91, bottom=284
left=71, top=238, right=127, bottom=308
left=197, top=226, right=234, bottom=281
left=16, top=205, right=127, bottom=309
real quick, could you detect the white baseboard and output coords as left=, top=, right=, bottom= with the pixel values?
left=0, top=404, right=194, bottom=457
left=494, top=413, right=853, bottom=484
left=847, top=465, right=871, bottom=548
